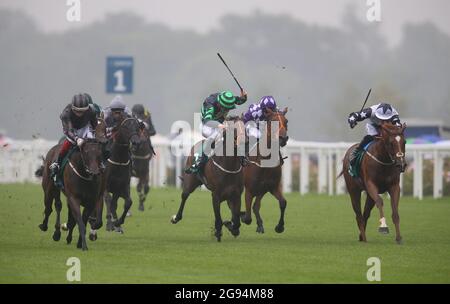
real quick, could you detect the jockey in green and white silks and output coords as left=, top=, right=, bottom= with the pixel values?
left=185, top=90, right=247, bottom=174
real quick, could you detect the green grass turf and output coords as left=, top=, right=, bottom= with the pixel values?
left=0, top=183, right=449, bottom=283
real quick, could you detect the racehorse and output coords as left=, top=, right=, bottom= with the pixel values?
left=171, top=116, right=245, bottom=242
left=37, top=119, right=107, bottom=249
left=104, top=116, right=141, bottom=233
left=340, top=122, right=407, bottom=244
left=240, top=108, right=289, bottom=234
left=131, top=126, right=154, bottom=211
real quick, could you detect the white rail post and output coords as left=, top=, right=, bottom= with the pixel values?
left=335, top=149, right=345, bottom=195
left=317, top=149, right=327, bottom=194
left=327, top=149, right=334, bottom=195
left=413, top=150, right=423, bottom=200
left=300, top=147, right=309, bottom=195
left=175, top=155, right=182, bottom=188
left=433, top=150, right=443, bottom=198
left=282, top=147, right=292, bottom=193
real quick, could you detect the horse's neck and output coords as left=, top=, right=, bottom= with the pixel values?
left=111, top=142, right=130, bottom=161
left=69, top=151, right=85, bottom=173
left=370, top=139, right=392, bottom=164
left=254, top=128, right=279, bottom=161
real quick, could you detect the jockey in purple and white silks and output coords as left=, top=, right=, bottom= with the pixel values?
left=347, top=102, right=402, bottom=165
left=243, top=96, right=278, bottom=152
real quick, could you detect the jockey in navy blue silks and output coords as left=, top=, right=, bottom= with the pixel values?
left=348, top=102, right=402, bottom=165
left=242, top=96, right=278, bottom=154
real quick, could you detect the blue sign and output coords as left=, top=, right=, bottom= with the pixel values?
left=106, top=56, right=133, bottom=94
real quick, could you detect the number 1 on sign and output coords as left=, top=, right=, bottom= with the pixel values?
left=113, top=70, right=126, bottom=92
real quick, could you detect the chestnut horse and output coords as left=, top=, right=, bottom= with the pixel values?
left=240, top=108, right=289, bottom=234
left=171, top=116, right=245, bottom=242
left=340, top=123, right=407, bottom=244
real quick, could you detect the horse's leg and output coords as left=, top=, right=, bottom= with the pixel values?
left=137, top=179, right=145, bottom=211
left=115, top=192, right=132, bottom=233
left=212, top=194, right=223, bottom=242
left=39, top=190, right=53, bottom=232
left=76, top=206, right=91, bottom=250
left=67, top=196, right=87, bottom=250
left=52, top=195, right=62, bottom=241
left=349, top=189, right=365, bottom=241
left=143, top=174, right=150, bottom=209
left=66, top=206, right=76, bottom=244
left=361, top=194, right=376, bottom=242
left=171, top=174, right=202, bottom=224
left=253, top=195, right=265, bottom=233
left=110, top=193, right=119, bottom=225
left=240, top=189, right=254, bottom=225
left=389, top=184, right=402, bottom=244
left=89, top=194, right=104, bottom=241
left=224, top=197, right=241, bottom=237
left=271, top=186, right=287, bottom=233
left=366, top=181, right=389, bottom=234
left=104, top=192, right=113, bottom=231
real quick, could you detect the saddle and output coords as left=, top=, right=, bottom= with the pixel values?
left=55, top=146, right=78, bottom=188
left=348, top=141, right=374, bottom=178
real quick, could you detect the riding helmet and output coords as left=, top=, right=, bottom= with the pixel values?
left=217, top=91, right=236, bottom=109
left=71, top=93, right=90, bottom=112
left=110, top=95, right=126, bottom=111
left=132, top=104, right=145, bottom=115
left=374, top=103, right=394, bottom=120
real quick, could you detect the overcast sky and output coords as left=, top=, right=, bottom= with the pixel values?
left=1, top=0, right=449, bottom=46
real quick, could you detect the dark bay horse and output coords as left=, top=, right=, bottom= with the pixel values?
left=340, top=123, right=407, bottom=244
left=37, top=119, right=107, bottom=246
left=171, top=117, right=245, bottom=242
left=104, top=116, right=141, bottom=233
left=39, top=138, right=105, bottom=250
left=240, top=108, right=289, bottom=234
left=131, top=126, right=154, bottom=211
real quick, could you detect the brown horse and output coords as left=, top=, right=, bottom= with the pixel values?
left=171, top=116, right=245, bottom=242
left=104, top=116, right=141, bottom=233
left=240, top=108, right=289, bottom=233
left=341, top=122, right=407, bottom=244
left=37, top=119, right=107, bottom=245
left=131, top=126, right=154, bottom=211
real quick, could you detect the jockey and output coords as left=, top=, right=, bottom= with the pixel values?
left=131, top=104, right=156, bottom=136
left=243, top=95, right=278, bottom=140
left=49, top=93, right=98, bottom=188
left=185, top=89, right=247, bottom=174
left=104, top=95, right=132, bottom=137
left=348, top=102, right=402, bottom=165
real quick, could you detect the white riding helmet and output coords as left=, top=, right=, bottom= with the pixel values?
left=374, top=103, right=395, bottom=120
left=110, top=95, right=126, bottom=111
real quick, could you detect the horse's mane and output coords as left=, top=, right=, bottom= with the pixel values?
left=225, top=115, right=241, bottom=122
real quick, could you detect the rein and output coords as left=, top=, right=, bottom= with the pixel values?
left=211, top=157, right=242, bottom=174
left=365, top=137, right=395, bottom=166
left=69, top=161, right=93, bottom=181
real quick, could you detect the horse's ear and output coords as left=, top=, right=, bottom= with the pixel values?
left=282, top=107, right=288, bottom=115
left=266, top=108, right=274, bottom=116
left=401, top=123, right=407, bottom=133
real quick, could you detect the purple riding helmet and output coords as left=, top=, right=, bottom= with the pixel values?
left=259, top=96, right=277, bottom=111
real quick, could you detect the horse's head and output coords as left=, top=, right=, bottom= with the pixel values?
left=79, top=138, right=104, bottom=176
left=380, top=122, right=407, bottom=172
left=114, top=116, right=141, bottom=153
left=95, top=118, right=108, bottom=145
left=135, top=124, right=152, bottom=154
left=265, top=107, right=289, bottom=147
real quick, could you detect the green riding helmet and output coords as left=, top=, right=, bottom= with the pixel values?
left=217, top=91, right=236, bottom=109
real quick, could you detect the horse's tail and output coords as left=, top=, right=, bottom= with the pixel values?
left=178, top=175, right=184, bottom=182
left=336, top=169, right=344, bottom=179
left=34, top=156, right=45, bottom=178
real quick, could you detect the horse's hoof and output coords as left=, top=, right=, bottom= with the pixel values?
left=396, top=237, right=403, bottom=245
left=52, top=230, right=61, bottom=241
left=256, top=226, right=265, bottom=234
left=240, top=215, right=252, bottom=225
left=138, top=204, right=144, bottom=211
left=170, top=215, right=180, bottom=224
left=378, top=227, right=389, bottom=234
left=61, top=223, right=68, bottom=231
left=38, top=224, right=48, bottom=232
left=106, top=221, right=113, bottom=231
left=231, top=229, right=240, bottom=237
left=223, top=220, right=233, bottom=230
left=114, top=226, right=124, bottom=234
left=89, top=233, right=97, bottom=241
left=275, top=225, right=284, bottom=233
left=126, top=211, right=132, bottom=217
left=66, top=236, right=72, bottom=244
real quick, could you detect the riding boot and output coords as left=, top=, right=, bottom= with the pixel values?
left=350, top=135, right=374, bottom=166
left=185, top=139, right=211, bottom=174
left=50, top=153, right=64, bottom=189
